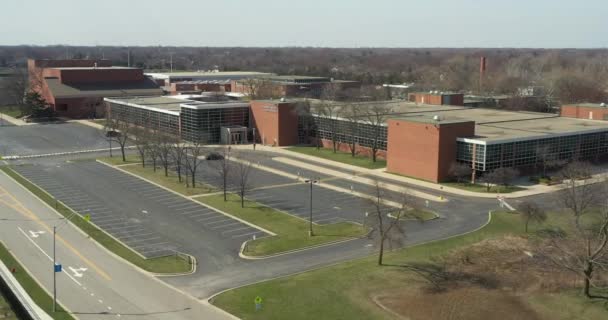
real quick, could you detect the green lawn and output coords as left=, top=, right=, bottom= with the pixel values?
left=1, top=166, right=193, bottom=274
left=0, top=293, right=18, bottom=320
left=211, top=211, right=608, bottom=320
left=286, top=146, right=386, bottom=169
left=442, top=182, right=524, bottom=193
left=98, top=157, right=215, bottom=196
left=97, top=155, right=140, bottom=166
left=0, top=241, right=74, bottom=320
left=197, top=194, right=367, bottom=256
left=0, top=106, right=23, bottom=118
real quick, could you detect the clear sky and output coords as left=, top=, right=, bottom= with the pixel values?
left=2, top=0, right=607, bottom=47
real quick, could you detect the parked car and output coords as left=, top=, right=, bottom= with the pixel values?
left=205, top=152, right=224, bottom=160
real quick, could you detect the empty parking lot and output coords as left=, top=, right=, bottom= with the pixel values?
left=13, top=161, right=269, bottom=272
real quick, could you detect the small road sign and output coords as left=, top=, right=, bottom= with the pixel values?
left=54, top=264, right=62, bottom=273
left=83, top=214, right=91, bottom=222
left=254, top=296, right=263, bottom=311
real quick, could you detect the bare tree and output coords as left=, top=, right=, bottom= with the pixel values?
left=156, top=133, right=174, bottom=177
left=364, top=102, right=392, bottom=163
left=232, top=157, right=253, bottom=208
left=212, top=147, right=232, bottom=201
left=366, top=180, right=421, bottom=266
left=542, top=182, right=608, bottom=299
left=5, top=68, right=28, bottom=113
left=342, top=103, right=361, bottom=157
left=104, top=118, right=131, bottom=162
left=184, top=141, right=205, bottom=188
left=449, top=162, right=473, bottom=184
left=171, top=141, right=187, bottom=183
left=132, top=126, right=150, bottom=168
left=314, top=91, right=341, bottom=153
left=558, top=161, right=597, bottom=228
left=481, top=167, right=519, bottom=192
left=517, top=200, right=547, bottom=233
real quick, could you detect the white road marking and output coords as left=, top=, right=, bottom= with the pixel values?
left=28, top=230, right=46, bottom=238
left=98, top=299, right=103, bottom=304
left=68, top=266, right=88, bottom=278
left=17, top=227, right=82, bottom=286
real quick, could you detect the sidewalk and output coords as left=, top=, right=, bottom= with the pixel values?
left=229, top=144, right=607, bottom=199
left=0, top=113, right=29, bottom=126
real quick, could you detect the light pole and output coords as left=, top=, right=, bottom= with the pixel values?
left=304, top=178, right=319, bottom=237
left=53, top=226, right=56, bottom=312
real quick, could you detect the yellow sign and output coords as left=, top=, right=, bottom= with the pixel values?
left=84, top=214, right=91, bottom=222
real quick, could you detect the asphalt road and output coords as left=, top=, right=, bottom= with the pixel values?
left=12, top=161, right=269, bottom=274
left=0, top=171, right=233, bottom=320
left=0, top=122, right=109, bottom=157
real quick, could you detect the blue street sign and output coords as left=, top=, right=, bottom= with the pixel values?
left=54, top=264, right=62, bottom=273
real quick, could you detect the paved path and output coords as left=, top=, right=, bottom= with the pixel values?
left=0, top=171, right=234, bottom=320
left=229, top=144, right=608, bottom=198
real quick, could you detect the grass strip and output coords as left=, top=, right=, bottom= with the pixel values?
left=210, top=212, right=608, bottom=320
left=197, top=194, right=367, bottom=256
left=0, top=241, right=74, bottom=320
left=286, top=146, right=386, bottom=169
left=99, top=157, right=215, bottom=196
left=0, top=166, right=192, bottom=274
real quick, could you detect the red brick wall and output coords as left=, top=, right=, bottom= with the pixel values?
left=250, top=101, right=299, bottom=146
left=561, top=105, right=608, bottom=120
left=54, top=97, right=104, bottom=118
left=386, top=119, right=474, bottom=182
left=408, top=93, right=464, bottom=106
left=277, top=103, right=299, bottom=146
left=437, top=122, right=475, bottom=181
left=250, top=101, right=280, bottom=145
left=387, top=120, right=441, bottom=181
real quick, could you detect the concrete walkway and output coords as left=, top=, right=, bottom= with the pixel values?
left=229, top=145, right=608, bottom=199
left=0, top=112, right=29, bottom=126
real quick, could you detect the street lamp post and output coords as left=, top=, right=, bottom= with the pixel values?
left=304, top=178, right=319, bottom=237
left=53, top=226, right=56, bottom=312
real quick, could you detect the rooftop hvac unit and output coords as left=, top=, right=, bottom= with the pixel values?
left=280, top=97, right=286, bottom=102
left=601, top=103, right=606, bottom=107
left=433, top=115, right=441, bottom=121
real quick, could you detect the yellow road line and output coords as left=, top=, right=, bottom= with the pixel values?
left=0, top=185, right=112, bottom=281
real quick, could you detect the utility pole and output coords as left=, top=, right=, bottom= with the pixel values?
left=304, top=178, right=319, bottom=236
left=127, top=49, right=131, bottom=67
left=53, top=226, right=56, bottom=312
left=170, top=53, right=173, bottom=73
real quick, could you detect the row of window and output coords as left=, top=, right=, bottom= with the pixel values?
left=457, top=132, right=608, bottom=171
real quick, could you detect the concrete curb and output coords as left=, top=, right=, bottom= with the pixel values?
left=208, top=210, right=493, bottom=307
left=0, top=113, right=29, bottom=126
left=238, top=235, right=364, bottom=260
left=3, top=146, right=137, bottom=160
left=0, top=241, right=55, bottom=320
left=96, top=160, right=278, bottom=237
left=1, top=167, right=196, bottom=277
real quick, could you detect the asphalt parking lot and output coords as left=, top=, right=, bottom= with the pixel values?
left=0, top=122, right=109, bottom=156
left=194, top=155, right=392, bottom=225
left=13, top=161, right=269, bottom=271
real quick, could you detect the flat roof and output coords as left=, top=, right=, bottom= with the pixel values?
left=470, top=117, right=608, bottom=144
left=46, top=78, right=162, bottom=98
left=314, top=100, right=608, bottom=144
left=105, top=96, right=249, bottom=114
left=52, top=67, right=138, bottom=70
left=565, top=103, right=608, bottom=109
left=146, top=71, right=273, bottom=79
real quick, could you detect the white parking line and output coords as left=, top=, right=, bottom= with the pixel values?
left=222, top=226, right=253, bottom=235
left=231, top=230, right=264, bottom=238
left=211, top=221, right=242, bottom=230
left=206, top=218, right=232, bottom=226
left=196, top=215, right=224, bottom=222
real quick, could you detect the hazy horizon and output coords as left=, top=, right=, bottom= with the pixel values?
left=2, top=0, right=607, bottom=48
